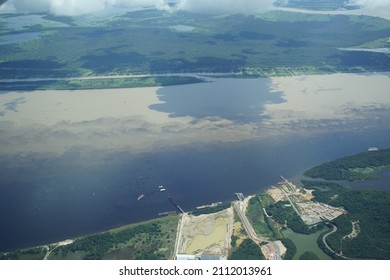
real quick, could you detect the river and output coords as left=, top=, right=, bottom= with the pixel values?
left=0, top=72, right=389, bottom=252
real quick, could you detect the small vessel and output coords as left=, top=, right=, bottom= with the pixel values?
left=159, top=185, right=164, bottom=189
left=137, top=194, right=145, bottom=201
left=160, top=188, right=166, bottom=192
left=158, top=211, right=176, bottom=216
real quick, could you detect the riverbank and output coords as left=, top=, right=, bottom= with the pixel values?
left=1, top=68, right=388, bottom=91
left=0, top=215, right=179, bottom=260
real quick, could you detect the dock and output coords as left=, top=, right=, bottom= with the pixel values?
left=234, top=193, right=245, bottom=201
left=168, top=196, right=185, bottom=214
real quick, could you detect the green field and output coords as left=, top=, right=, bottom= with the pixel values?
left=246, top=196, right=275, bottom=239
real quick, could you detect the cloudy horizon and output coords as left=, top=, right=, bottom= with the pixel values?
left=350, top=0, right=390, bottom=9
left=1, top=0, right=390, bottom=16
left=0, top=0, right=276, bottom=16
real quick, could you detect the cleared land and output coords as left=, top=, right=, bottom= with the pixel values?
left=177, top=208, right=234, bottom=258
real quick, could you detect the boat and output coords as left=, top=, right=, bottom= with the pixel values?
left=196, top=202, right=222, bottom=210
left=160, top=188, right=166, bottom=192
left=159, top=185, right=164, bottom=189
left=137, top=194, right=145, bottom=201
left=158, top=211, right=176, bottom=216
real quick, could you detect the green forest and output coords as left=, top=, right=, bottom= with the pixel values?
left=265, top=201, right=322, bottom=235
left=1, top=8, right=390, bottom=90
left=304, top=148, right=390, bottom=181
left=228, top=238, right=265, bottom=260
left=0, top=216, right=179, bottom=260
left=301, top=148, right=390, bottom=259
left=316, top=186, right=390, bottom=259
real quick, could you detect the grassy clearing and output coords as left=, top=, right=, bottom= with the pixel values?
left=354, top=37, right=390, bottom=49
left=246, top=195, right=275, bottom=239
left=348, top=166, right=388, bottom=179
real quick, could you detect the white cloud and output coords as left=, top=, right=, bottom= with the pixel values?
left=0, top=0, right=167, bottom=15
left=176, top=0, right=275, bottom=15
left=350, top=0, right=390, bottom=9
left=1, top=0, right=275, bottom=16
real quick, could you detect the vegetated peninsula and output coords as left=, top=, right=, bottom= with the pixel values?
left=2, top=148, right=389, bottom=260
left=304, top=148, right=390, bottom=181
left=302, top=148, right=390, bottom=259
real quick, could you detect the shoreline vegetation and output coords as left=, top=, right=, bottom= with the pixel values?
left=2, top=148, right=389, bottom=260
left=0, top=75, right=206, bottom=91
left=2, top=68, right=389, bottom=91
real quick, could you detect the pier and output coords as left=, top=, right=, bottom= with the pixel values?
left=168, top=196, right=185, bottom=214
left=234, top=193, right=245, bottom=201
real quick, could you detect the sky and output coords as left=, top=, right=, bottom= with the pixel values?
left=0, top=0, right=276, bottom=16
left=1, top=0, right=390, bottom=16
left=350, top=0, right=390, bottom=9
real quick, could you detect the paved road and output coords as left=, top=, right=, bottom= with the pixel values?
left=322, top=223, right=351, bottom=260
left=233, top=202, right=267, bottom=243
left=233, top=201, right=281, bottom=260
left=172, top=213, right=186, bottom=259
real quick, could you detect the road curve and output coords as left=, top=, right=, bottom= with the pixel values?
left=322, top=223, right=351, bottom=260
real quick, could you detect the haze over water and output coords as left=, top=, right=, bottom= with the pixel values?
left=0, top=73, right=389, bottom=252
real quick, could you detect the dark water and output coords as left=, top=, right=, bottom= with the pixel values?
left=0, top=32, right=42, bottom=45
left=1, top=131, right=389, bottom=252
left=150, top=78, right=285, bottom=123
left=343, top=169, right=390, bottom=190
left=0, top=77, right=390, bottom=252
